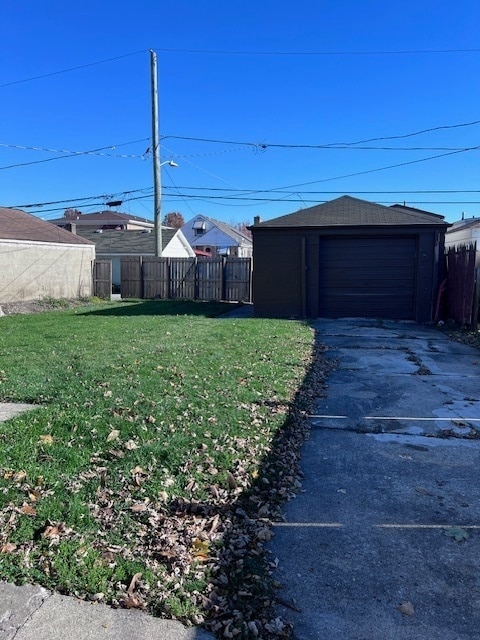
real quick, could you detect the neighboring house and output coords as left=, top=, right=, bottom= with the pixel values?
left=0, top=206, right=95, bottom=304
left=181, top=215, right=252, bottom=258
left=49, top=209, right=154, bottom=232
left=445, top=216, right=480, bottom=265
left=74, top=228, right=195, bottom=288
left=251, top=196, right=450, bottom=321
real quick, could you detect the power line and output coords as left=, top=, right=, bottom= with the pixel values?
left=165, top=118, right=480, bottom=149
left=162, top=193, right=480, bottom=205
left=0, top=141, right=150, bottom=171
left=0, top=51, right=147, bottom=89
left=163, top=186, right=480, bottom=195
left=1, top=46, right=477, bottom=92
left=237, top=145, right=480, bottom=194
left=10, top=186, right=153, bottom=210
left=12, top=184, right=480, bottom=213
left=154, top=47, right=480, bottom=57
left=0, top=138, right=149, bottom=160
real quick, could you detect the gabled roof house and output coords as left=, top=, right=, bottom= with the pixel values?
left=251, top=195, right=449, bottom=322
left=181, top=215, right=252, bottom=258
left=0, top=207, right=95, bottom=303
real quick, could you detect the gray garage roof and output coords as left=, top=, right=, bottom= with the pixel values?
left=254, top=196, right=447, bottom=228
left=75, top=229, right=177, bottom=254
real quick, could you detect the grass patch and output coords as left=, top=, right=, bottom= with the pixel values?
left=0, top=300, right=325, bottom=637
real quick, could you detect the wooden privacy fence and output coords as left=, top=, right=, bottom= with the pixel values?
left=92, top=259, right=112, bottom=299
left=120, top=256, right=252, bottom=302
left=445, top=243, right=479, bottom=328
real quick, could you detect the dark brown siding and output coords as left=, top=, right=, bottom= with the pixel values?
left=252, top=225, right=444, bottom=322
left=253, top=233, right=303, bottom=317
left=317, top=236, right=416, bottom=318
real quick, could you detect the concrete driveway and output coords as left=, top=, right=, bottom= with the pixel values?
left=269, top=318, right=480, bottom=640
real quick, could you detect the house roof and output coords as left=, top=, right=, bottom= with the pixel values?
left=49, top=210, right=153, bottom=226
left=74, top=228, right=177, bottom=254
left=0, top=207, right=94, bottom=244
left=253, top=196, right=448, bottom=228
left=447, top=217, right=480, bottom=232
left=186, top=215, right=252, bottom=245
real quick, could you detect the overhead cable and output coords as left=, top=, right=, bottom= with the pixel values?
left=154, top=47, right=480, bottom=56
left=0, top=50, right=147, bottom=89
left=165, top=118, right=480, bottom=149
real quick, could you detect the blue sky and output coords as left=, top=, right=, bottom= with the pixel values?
left=1, top=1, right=480, bottom=224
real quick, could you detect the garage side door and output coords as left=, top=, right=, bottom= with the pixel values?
left=318, top=236, right=416, bottom=319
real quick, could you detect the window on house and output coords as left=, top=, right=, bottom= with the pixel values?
left=193, top=220, right=206, bottom=236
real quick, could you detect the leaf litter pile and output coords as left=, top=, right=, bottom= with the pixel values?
left=0, top=301, right=333, bottom=638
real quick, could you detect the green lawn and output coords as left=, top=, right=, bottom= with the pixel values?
left=0, top=300, right=325, bottom=637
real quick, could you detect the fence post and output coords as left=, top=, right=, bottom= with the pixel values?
left=472, top=267, right=480, bottom=331
left=221, top=257, right=226, bottom=301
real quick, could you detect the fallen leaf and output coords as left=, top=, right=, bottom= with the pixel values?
left=39, top=435, right=54, bottom=446
left=130, top=466, right=146, bottom=476
left=191, top=538, right=210, bottom=560
left=396, top=601, right=415, bottom=616
left=120, top=594, right=144, bottom=609
left=19, top=503, right=36, bottom=516
left=131, top=502, right=148, bottom=513
left=13, top=471, right=27, bottom=482
left=226, top=473, right=237, bottom=490
left=444, top=526, right=470, bottom=542
left=106, top=429, right=120, bottom=442
left=44, top=525, right=60, bottom=537
left=127, top=571, right=143, bottom=594
left=0, top=543, right=17, bottom=553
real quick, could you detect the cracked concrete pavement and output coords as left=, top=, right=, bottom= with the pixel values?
left=0, top=582, right=213, bottom=640
left=269, top=318, right=480, bottom=640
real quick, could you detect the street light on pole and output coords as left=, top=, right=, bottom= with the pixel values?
left=150, top=50, right=178, bottom=257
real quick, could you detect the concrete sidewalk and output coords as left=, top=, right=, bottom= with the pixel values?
left=0, top=582, right=213, bottom=640
left=270, top=319, right=480, bottom=640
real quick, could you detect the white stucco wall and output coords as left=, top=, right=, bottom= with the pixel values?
left=0, top=239, right=95, bottom=303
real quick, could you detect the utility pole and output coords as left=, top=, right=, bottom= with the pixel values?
left=150, top=49, right=162, bottom=257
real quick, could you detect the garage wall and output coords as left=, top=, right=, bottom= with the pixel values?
left=0, top=240, right=95, bottom=303
left=253, top=232, right=304, bottom=317
left=252, top=226, right=444, bottom=322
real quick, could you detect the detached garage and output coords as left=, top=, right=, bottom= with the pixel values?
left=251, top=196, right=449, bottom=322
left=0, top=206, right=95, bottom=304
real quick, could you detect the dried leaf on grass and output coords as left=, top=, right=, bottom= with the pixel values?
left=130, top=502, right=148, bottom=513
left=191, top=538, right=210, bottom=561
left=19, top=503, right=36, bottom=516
left=1, top=333, right=331, bottom=639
